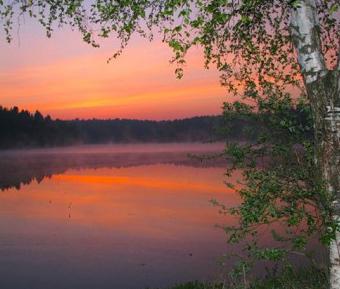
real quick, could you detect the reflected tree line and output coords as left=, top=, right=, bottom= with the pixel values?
left=0, top=106, right=258, bottom=149
left=0, top=150, right=227, bottom=191
left=0, top=105, right=313, bottom=191
left=0, top=105, right=261, bottom=191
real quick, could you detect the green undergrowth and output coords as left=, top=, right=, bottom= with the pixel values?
left=151, top=266, right=328, bottom=289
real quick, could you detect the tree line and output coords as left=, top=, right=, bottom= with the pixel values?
left=0, top=106, right=242, bottom=149
left=0, top=105, right=311, bottom=149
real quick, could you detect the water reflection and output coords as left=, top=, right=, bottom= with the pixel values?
left=0, top=144, right=324, bottom=289
left=0, top=143, right=226, bottom=191
left=0, top=143, right=235, bottom=289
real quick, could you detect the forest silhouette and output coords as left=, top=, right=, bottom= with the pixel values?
left=0, top=106, right=258, bottom=148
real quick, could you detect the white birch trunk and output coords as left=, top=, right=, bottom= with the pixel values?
left=290, top=0, right=326, bottom=82
left=290, top=1, right=340, bottom=289
left=330, top=51, right=340, bottom=289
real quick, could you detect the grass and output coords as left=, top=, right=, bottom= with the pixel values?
left=249, top=265, right=328, bottom=289
left=152, top=265, right=328, bottom=289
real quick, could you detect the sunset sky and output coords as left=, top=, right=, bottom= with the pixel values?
left=0, top=20, right=226, bottom=120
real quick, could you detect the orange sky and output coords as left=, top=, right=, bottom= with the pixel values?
left=0, top=22, right=226, bottom=120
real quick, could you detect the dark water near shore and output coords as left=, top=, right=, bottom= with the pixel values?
left=0, top=143, right=325, bottom=289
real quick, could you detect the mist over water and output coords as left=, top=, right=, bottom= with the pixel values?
left=0, top=143, right=226, bottom=191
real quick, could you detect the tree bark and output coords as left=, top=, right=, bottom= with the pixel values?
left=290, top=1, right=340, bottom=288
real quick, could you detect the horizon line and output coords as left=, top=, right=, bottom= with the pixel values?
left=0, top=105, right=221, bottom=122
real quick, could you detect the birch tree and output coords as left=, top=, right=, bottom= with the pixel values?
left=290, top=2, right=339, bottom=288
left=0, top=0, right=339, bottom=286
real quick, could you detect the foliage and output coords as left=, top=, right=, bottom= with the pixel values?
left=149, top=281, right=223, bottom=289
left=150, top=266, right=328, bottom=289
left=211, top=96, right=340, bottom=277
left=249, top=265, right=328, bottom=289
left=1, top=1, right=339, bottom=77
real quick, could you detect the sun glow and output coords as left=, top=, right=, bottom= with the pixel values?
left=0, top=25, right=225, bottom=120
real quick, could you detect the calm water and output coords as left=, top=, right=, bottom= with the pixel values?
left=0, top=143, right=325, bottom=289
left=0, top=143, right=242, bottom=289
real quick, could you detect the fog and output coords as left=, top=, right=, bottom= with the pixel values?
left=0, top=142, right=226, bottom=191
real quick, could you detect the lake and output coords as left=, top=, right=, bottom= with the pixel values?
left=0, top=143, right=243, bottom=289
left=0, top=143, right=326, bottom=289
